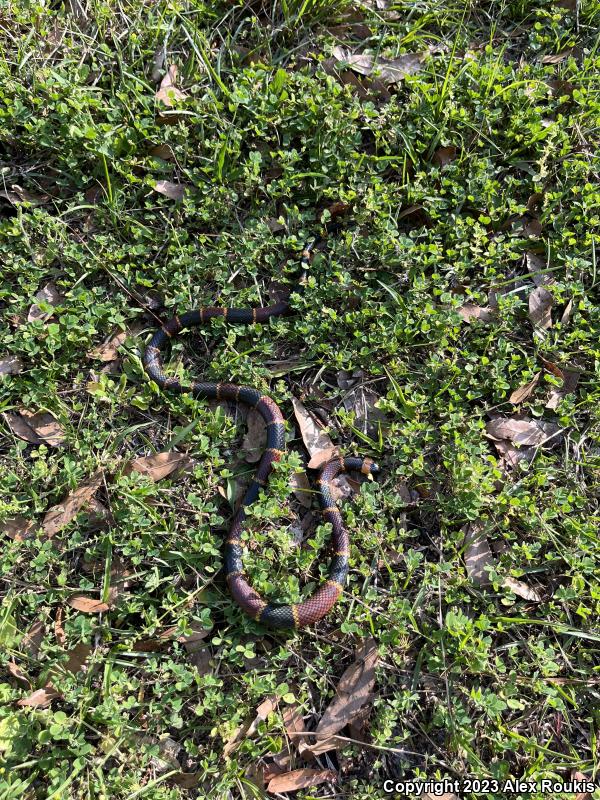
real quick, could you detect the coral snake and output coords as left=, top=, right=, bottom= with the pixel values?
left=142, top=223, right=379, bottom=628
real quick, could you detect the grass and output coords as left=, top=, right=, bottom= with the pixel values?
left=0, top=0, right=599, bottom=798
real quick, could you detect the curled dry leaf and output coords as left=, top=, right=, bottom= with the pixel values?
left=509, top=372, right=541, bottom=405
left=42, top=471, right=103, bottom=537
left=290, top=470, right=313, bottom=508
left=1, top=514, right=37, bottom=541
left=432, top=146, right=457, bottom=167
left=0, top=356, right=23, bottom=376
left=3, top=409, right=65, bottom=447
left=526, top=252, right=554, bottom=287
left=291, top=397, right=339, bottom=469
left=88, top=324, right=145, bottom=361
left=503, top=577, right=542, bottom=602
left=223, top=695, right=279, bottom=758
left=542, top=49, right=573, bottom=64
left=529, top=286, right=553, bottom=330
left=332, top=46, right=425, bottom=84
left=126, top=451, right=191, bottom=481
left=308, top=638, right=378, bottom=756
left=242, top=408, right=267, bottom=463
left=458, top=303, right=494, bottom=323
left=67, top=594, right=111, bottom=614
left=17, top=642, right=91, bottom=708
left=21, top=619, right=46, bottom=658
left=156, top=64, right=188, bottom=107
left=28, top=282, right=63, bottom=323
left=153, top=180, right=187, bottom=201
left=463, top=522, right=494, bottom=587
left=149, top=143, right=175, bottom=161
left=0, top=185, right=50, bottom=206
left=267, top=769, right=337, bottom=794
left=486, top=416, right=562, bottom=448
left=542, top=361, right=582, bottom=411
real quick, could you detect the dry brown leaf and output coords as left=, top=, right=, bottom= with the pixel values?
left=332, top=46, right=425, bottom=84
left=7, top=661, right=29, bottom=685
left=463, top=522, right=493, bottom=586
left=156, top=64, right=187, bottom=107
left=526, top=252, right=554, bottom=287
left=509, top=372, right=541, bottom=404
left=42, top=471, right=103, bottom=537
left=153, top=180, right=187, bottom=201
left=572, top=771, right=592, bottom=800
left=542, top=49, right=573, bottom=63
left=126, top=451, right=191, bottom=482
left=292, top=398, right=339, bottom=468
left=28, top=282, right=63, bottom=323
left=503, top=577, right=542, bottom=602
left=3, top=409, right=65, bottom=447
left=223, top=695, right=279, bottom=758
left=458, top=303, right=494, bottom=323
left=0, top=185, right=50, bottom=206
left=17, top=685, right=61, bottom=708
left=18, top=642, right=91, bottom=708
left=242, top=409, right=267, bottom=463
left=544, top=364, right=581, bottom=410
left=149, top=143, right=176, bottom=161
left=432, top=146, right=457, bottom=167
left=1, top=514, right=37, bottom=541
left=67, top=594, right=111, bottom=614
left=54, top=607, right=66, bottom=645
left=308, top=638, right=378, bottom=755
left=0, top=356, right=23, bottom=376
left=88, top=325, right=144, bottom=361
left=529, top=286, right=553, bottom=329
left=21, top=619, right=46, bottom=658
left=267, top=769, right=337, bottom=794
left=290, top=470, right=313, bottom=508
left=486, top=416, right=562, bottom=448
left=283, top=704, right=306, bottom=739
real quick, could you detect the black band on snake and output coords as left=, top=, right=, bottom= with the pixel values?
left=142, top=227, right=380, bottom=628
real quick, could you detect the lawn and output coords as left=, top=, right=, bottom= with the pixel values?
left=0, top=0, right=599, bottom=798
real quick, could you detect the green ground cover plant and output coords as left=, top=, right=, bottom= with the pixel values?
left=0, top=0, right=599, bottom=797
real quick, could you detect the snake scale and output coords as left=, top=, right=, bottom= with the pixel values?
left=142, top=228, right=379, bottom=629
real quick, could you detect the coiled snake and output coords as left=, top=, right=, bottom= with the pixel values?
left=142, top=229, right=379, bottom=628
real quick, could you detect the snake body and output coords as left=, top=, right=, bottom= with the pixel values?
left=142, top=235, right=379, bottom=628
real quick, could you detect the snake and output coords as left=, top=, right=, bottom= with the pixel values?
left=142, top=228, right=379, bottom=629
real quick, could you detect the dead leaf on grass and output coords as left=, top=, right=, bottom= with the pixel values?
left=67, top=594, right=111, bottom=614
left=223, top=695, right=279, bottom=758
left=486, top=415, right=562, bottom=448
left=529, top=286, right=553, bottom=329
left=149, top=143, right=176, bottom=161
left=28, top=282, right=63, bottom=323
left=242, top=409, right=267, bottom=463
left=153, top=180, right=187, bottom=201
left=463, top=522, right=494, bottom=586
left=18, top=642, right=91, bottom=707
left=542, top=49, right=573, bottom=63
left=332, top=46, right=425, bottom=84
left=126, top=451, right=191, bottom=481
left=290, top=470, right=313, bottom=508
left=21, top=619, right=46, bottom=658
left=88, top=325, right=145, bottom=361
left=432, top=146, right=457, bottom=167
left=0, top=185, right=50, bottom=206
left=541, top=360, right=582, bottom=410
left=458, top=303, right=494, bottom=323
left=156, top=64, right=188, bottom=107
left=42, top=471, right=103, bottom=537
left=0, top=356, right=23, bottom=377
left=292, top=397, right=339, bottom=469
left=3, top=409, right=65, bottom=447
left=308, top=638, right=378, bottom=755
left=267, top=769, right=337, bottom=794
left=1, top=514, right=37, bottom=541
left=509, top=372, right=541, bottom=404
left=525, top=252, right=554, bottom=287
left=503, top=576, right=542, bottom=602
